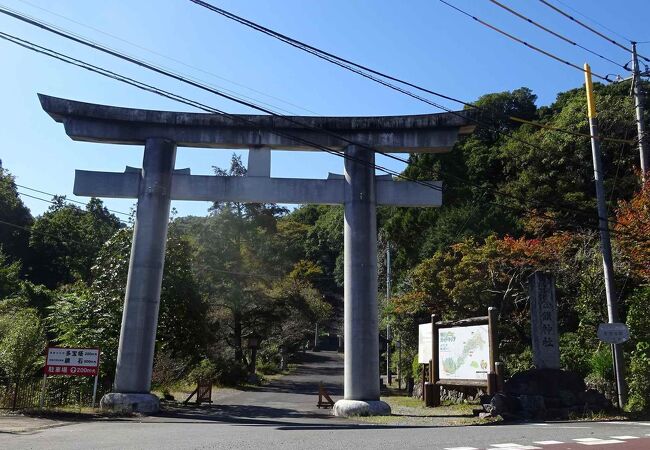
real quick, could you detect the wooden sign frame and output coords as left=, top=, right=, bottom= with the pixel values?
left=426, top=307, right=499, bottom=407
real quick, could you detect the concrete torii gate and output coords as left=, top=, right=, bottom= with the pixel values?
left=40, top=94, right=473, bottom=416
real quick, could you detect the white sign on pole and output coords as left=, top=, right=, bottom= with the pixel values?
left=597, top=323, right=630, bottom=344
left=438, top=325, right=489, bottom=381
left=45, top=347, right=100, bottom=376
left=418, top=323, right=432, bottom=364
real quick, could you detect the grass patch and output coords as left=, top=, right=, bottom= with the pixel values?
left=21, top=407, right=134, bottom=420
left=350, top=395, right=499, bottom=426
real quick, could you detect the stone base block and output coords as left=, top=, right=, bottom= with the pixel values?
left=332, top=399, right=391, bottom=417
left=100, top=392, right=160, bottom=414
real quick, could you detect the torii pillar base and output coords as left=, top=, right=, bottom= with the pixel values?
left=333, top=145, right=390, bottom=417
left=100, top=393, right=160, bottom=414
left=333, top=400, right=391, bottom=417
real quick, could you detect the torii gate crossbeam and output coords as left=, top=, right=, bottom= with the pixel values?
left=40, top=94, right=473, bottom=416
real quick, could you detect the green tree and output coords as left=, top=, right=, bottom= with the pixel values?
left=29, top=197, right=122, bottom=287
left=0, top=165, right=33, bottom=265
left=0, top=249, right=22, bottom=299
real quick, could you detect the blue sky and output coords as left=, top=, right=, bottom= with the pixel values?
left=1, top=0, right=648, bottom=219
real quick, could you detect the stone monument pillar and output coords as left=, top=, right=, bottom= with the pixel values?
left=100, top=138, right=177, bottom=413
left=333, top=145, right=391, bottom=417
left=528, top=271, right=560, bottom=369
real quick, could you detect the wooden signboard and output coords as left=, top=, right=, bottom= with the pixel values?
left=184, top=380, right=213, bottom=405
left=421, top=307, right=499, bottom=407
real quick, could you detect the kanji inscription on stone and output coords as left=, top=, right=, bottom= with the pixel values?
left=529, top=272, right=560, bottom=369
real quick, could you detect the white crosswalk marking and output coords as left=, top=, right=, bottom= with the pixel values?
left=611, top=435, right=639, bottom=439
left=532, top=441, right=564, bottom=445
left=488, top=445, right=541, bottom=450
left=573, top=437, right=625, bottom=445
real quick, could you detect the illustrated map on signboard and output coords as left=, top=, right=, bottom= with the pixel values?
left=438, top=325, right=489, bottom=380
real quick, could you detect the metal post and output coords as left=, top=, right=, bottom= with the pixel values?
left=430, top=314, right=440, bottom=407
left=39, top=373, right=47, bottom=409
left=632, top=43, right=649, bottom=180
left=584, top=63, right=627, bottom=408
left=397, top=340, right=402, bottom=390
left=91, top=375, right=99, bottom=409
left=314, top=323, right=318, bottom=350
left=487, top=307, right=499, bottom=395
left=386, top=243, right=392, bottom=386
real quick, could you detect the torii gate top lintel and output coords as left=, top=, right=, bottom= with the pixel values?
left=38, top=94, right=475, bottom=152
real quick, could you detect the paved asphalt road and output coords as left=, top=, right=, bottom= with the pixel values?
left=1, top=351, right=649, bottom=449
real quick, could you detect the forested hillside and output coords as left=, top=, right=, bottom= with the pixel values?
left=1, top=80, right=649, bottom=410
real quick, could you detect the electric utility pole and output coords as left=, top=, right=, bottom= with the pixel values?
left=386, top=242, right=392, bottom=386
left=632, top=42, right=649, bottom=181
left=584, top=63, right=627, bottom=408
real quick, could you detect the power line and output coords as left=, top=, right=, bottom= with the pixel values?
left=553, top=0, right=634, bottom=44
left=17, top=190, right=129, bottom=226
left=5, top=0, right=619, bottom=174
left=14, top=0, right=319, bottom=117
left=488, top=0, right=626, bottom=70
left=186, top=1, right=625, bottom=147
left=438, top=0, right=609, bottom=80
left=538, top=0, right=650, bottom=63
left=0, top=24, right=640, bottom=242
left=0, top=12, right=643, bottom=247
left=16, top=183, right=131, bottom=217
left=0, top=30, right=442, bottom=202
left=0, top=6, right=444, bottom=194
left=0, top=217, right=95, bottom=249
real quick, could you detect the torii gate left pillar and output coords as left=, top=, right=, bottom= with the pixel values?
left=39, top=94, right=473, bottom=415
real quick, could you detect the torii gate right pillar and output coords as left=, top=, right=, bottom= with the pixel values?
left=334, top=145, right=390, bottom=416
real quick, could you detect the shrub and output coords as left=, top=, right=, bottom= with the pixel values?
left=502, top=346, right=533, bottom=377
left=187, top=359, right=217, bottom=384
left=257, top=360, right=279, bottom=375
left=589, top=346, right=614, bottom=381
left=151, top=351, right=188, bottom=393
left=0, top=308, right=45, bottom=383
left=627, top=342, right=650, bottom=412
left=412, top=354, right=422, bottom=381
left=560, top=332, right=591, bottom=378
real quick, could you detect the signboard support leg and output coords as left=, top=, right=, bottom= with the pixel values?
left=495, top=362, right=504, bottom=393
left=91, top=375, right=99, bottom=409
left=39, top=374, right=47, bottom=409
left=487, top=307, right=498, bottom=395
left=421, top=364, right=426, bottom=403
left=431, top=314, right=440, bottom=407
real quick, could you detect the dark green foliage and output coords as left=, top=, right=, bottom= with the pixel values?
left=626, top=287, right=650, bottom=410
left=628, top=342, right=650, bottom=411
left=0, top=249, right=21, bottom=299
left=187, top=359, right=218, bottom=383
left=559, top=332, right=591, bottom=378
left=0, top=167, right=33, bottom=265
left=29, top=197, right=122, bottom=288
